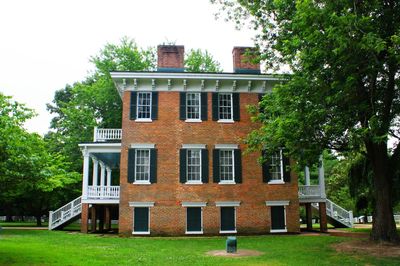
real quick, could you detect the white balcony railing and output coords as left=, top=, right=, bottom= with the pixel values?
left=93, top=127, right=122, bottom=142
left=87, top=186, right=120, bottom=199
left=298, top=185, right=322, bottom=198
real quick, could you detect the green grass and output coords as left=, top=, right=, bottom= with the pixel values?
left=0, top=222, right=48, bottom=227
left=1, top=230, right=399, bottom=265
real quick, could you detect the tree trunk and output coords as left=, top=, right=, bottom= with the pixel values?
left=35, top=215, right=42, bottom=227
left=367, top=141, right=399, bottom=243
left=5, top=215, right=13, bottom=222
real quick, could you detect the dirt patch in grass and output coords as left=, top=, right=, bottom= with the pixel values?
left=206, top=249, right=264, bottom=257
left=333, top=239, right=400, bottom=258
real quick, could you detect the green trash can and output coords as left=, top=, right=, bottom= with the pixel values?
left=226, top=236, right=237, bottom=253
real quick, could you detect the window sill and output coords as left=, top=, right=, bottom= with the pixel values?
left=219, top=230, right=237, bottom=234
left=218, top=181, right=236, bottom=185
left=185, top=181, right=203, bottom=185
left=270, top=229, right=287, bottom=233
left=133, top=181, right=151, bottom=185
left=185, top=119, right=202, bottom=123
left=135, top=118, right=152, bottom=123
left=217, top=119, right=234, bottom=123
left=132, top=231, right=150, bottom=235
left=268, top=180, right=285, bottom=185
left=185, top=231, right=203, bottom=235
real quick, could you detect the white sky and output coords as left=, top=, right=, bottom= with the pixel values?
left=0, top=0, right=255, bottom=134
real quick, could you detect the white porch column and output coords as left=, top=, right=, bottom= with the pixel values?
left=304, top=166, right=310, bottom=186
left=92, top=158, right=99, bottom=186
left=106, top=167, right=112, bottom=186
left=318, top=155, right=326, bottom=198
left=100, top=162, right=106, bottom=187
left=82, top=147, right=90, bottom=200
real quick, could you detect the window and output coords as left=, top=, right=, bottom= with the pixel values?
left=220, top=207, right=236, bottom=233
left=262, top=149, right=290, bottom=184
left=133, top=207, right=149, bottom=234
left=187, top=149, right=201, bottom=182
left=137, top=92, right=152, bottom=120
left=270, top=150, right=283, bottom=181
left=218, top=93, right=233, bottom=120
left=186, top=93, right=201, bottom=120
left=135, top=149, right=150, bottom=183
left=266, top=201, right=289, bottom=233
left=186, top=207, right=202, bottom=234
left=219, top=150, right=234, bottom=182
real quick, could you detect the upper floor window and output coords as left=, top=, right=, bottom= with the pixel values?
left=128, top=145, right=157, bottom=184
left=137, top=92, right=152, bottom=120
left=213, top=145, right=242, bottom=184
left=218, top=93, right=233, bottom=120
left=262, top=149, right=291, bottom=184
left=219, top=150, right=234, bottom=182
left=186, top=93, right=200, bottom=120
left=187, top=149, right=201, bottom=182
left=212, top=93, right=240, bottom=122
left=180, top=145, right=208, bottom=184
left=135, top=149, right=150, bottom=182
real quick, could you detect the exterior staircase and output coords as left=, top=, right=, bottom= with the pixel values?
left=312, top=199, right=353, bottom=228
left=48, top=196, right=82, bottom=230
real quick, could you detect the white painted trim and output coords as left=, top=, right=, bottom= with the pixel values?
left=79, top=143, right=122, bottom=148
left=182, top=144, right=206, bottom=149
left=185, top=119, right=202, bottom=123
left=265, top=200, right=290, bottom=206
left=216, top=201, right=241, bottom=207
left=133, top=181, right=151, bottom=185
left=270, top=229, right=287, bottom=233
left=214, top=144, right=239, bottom=149
left=268, top=180, right=285, bottom=185
left=129, top=202, right=155, bottom=207
left=185, top=181, right=203, bottom=185
left=185, top=231, right=203, bottom=235
left=218, top=181, right=236, bottom=185
left=82, top=199, right=119, bottom=204
left=219, top=230, right=237, bottom=234
left=217, top=119, right=234, bottom=123
left=135, top=118, right=153, bottom=123
left=130, top=143, right=155, bottom=149
left=182, top=202, right=207, bottom=207
left=132, top=231, right=150, bottom=235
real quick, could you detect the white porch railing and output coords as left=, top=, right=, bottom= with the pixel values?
left=298, top=185, right=322, bottom=198
left=48, top=196, right=82, bottom=230
left=93, top=127, right=122, bottom=142
left=312, top=199, right=353, bottom=228
left=87, top=186, right=120, bottom=199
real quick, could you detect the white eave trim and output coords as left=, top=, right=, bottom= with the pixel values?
left=181, top=202, right=207, bottom=207
left=130, top=143, right=155, bottom=149
left=129, top=202, right=155, bottom=207
left=110, top=71, right=281, bottom=81
left=182, top=144, right=206, bottom=149
left=215, top=144, right=239, bottom=149
left=265, top=200, right=290, bottom=206
left=78, top=143, right=121, bottom=148
left=216, top=201, right=241, bottom=207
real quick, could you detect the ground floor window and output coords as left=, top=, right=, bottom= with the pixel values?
left=220, top=206, right=236, bottom=233
left=270, top=206, right=287, bottom=232
left=133, top=207, right=149, bottom=234
left=186, top=207, right=202, bottom=234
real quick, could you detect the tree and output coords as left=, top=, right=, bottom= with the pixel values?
left=185, top=49, right=222, bottom=72
left=216, top=1, right=400, bottom=242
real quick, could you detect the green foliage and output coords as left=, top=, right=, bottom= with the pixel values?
left=185, top=49, right=222, bottom=72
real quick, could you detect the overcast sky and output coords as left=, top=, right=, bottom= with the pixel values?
left=0, top=0, right=255, bottom=134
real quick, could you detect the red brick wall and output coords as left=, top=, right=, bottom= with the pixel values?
left=118, top=91, right=299, bottom=236
left=232, top=47, right=260, bottom=72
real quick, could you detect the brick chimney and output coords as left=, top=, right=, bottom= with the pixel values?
left=232, top=47, right=260, bottom=74
left=157, top=45, right=185, bottom=72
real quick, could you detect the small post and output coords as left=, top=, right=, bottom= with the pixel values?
left=349, top=211, right=354, bottom=227
left=93, top=127, right=98, bottom=142
left=226, top=236, right=237, bottom=253
left=48, top=211, right=53, bottom=230
left=318, top=155, right=326, bottom=198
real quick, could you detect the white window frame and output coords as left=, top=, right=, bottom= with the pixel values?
left=129, top=202, right=154, bottom=235
left=266, top=201, right=289, bottom=233
left=217, top=93, right=234, bottom=123
left=219, top=206, right=237, bottom=234
left=185, top=206, right=204, bottom=235
left=136, top=92, right=152, bottom=122
left=219, top=149, right=235, bottom=184
left=185, top=92, right=201, bottom=122
left=268, top=148, right=285, bottom=185
left=186, top=149, right=202, bottom=184
left=134, top=149, right=151, bottom=184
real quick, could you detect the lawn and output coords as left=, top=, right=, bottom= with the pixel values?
left=1, top=230, right=399, bottom=265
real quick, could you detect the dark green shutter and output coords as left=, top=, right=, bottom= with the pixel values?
left=283, top=154, right=291, bottom=183
left=150, top=149, right=157, bottom=183
left=271, top=206, right=285, bottom=230
left=187, top=207, right=202, bottom=232
left=134, top=207, right=149, bottom=232
left=201, top=93, right=208, bottom=121
left=201, top=149, right=209, bottom=183
left=151, top=92, right=158, bottom=120
left=130, top=92, right=137, bottom=120
left=213, top=149, right=220, bottom=183
left=232, top=93, right=240, bottom=121
left=221, top=207, right=235, bottom=231
left=262, top=150, right=271, bottom=183
left=128, top=148, right=135, bottom=183
left=234, top=149, right=242, bottom=183
left=179, top=92, right=186, bottom=120
left=212, top=93, right=218, bottom=121
left=180, top=149, right=187, bottom=183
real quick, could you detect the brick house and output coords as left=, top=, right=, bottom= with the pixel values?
left=48, top=45, right=354, bottom=235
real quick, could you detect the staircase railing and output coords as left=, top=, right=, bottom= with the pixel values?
left=312, top=199, right=353, bottom=228
left=48, top=196, right=82, bottom=230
